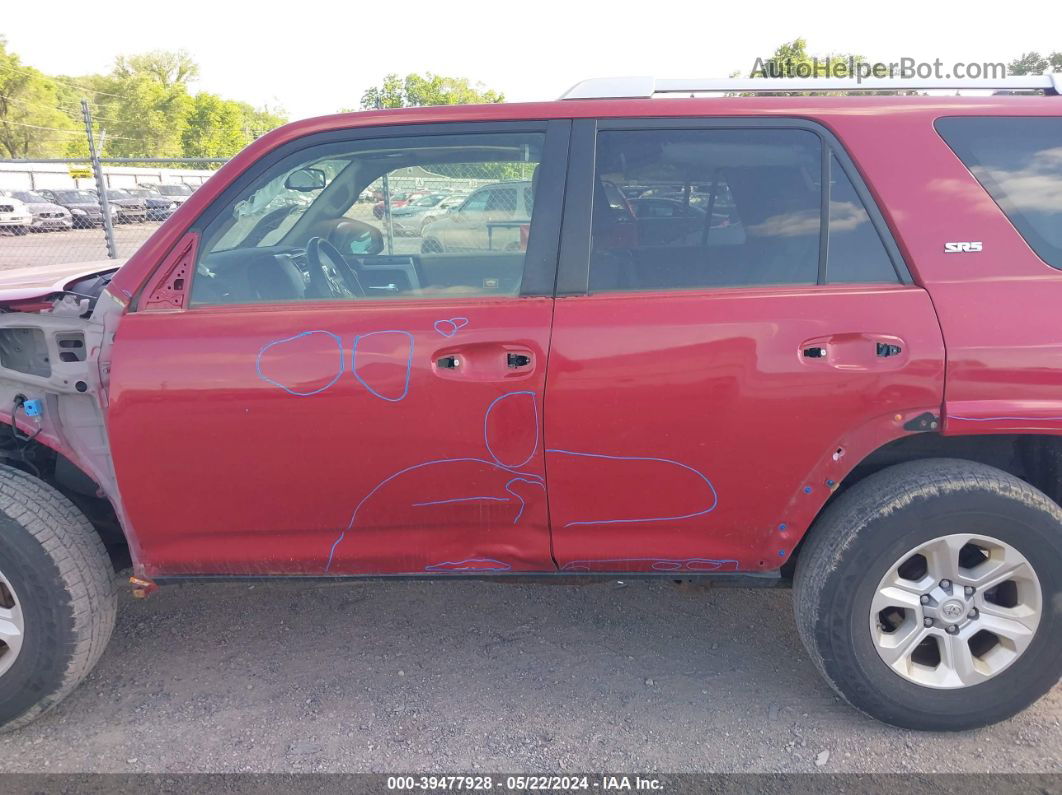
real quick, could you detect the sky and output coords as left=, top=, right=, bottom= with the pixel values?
left=3, top=0, right=1059, bottom=120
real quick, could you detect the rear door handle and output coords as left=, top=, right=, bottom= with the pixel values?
left=507, top=353, right=532, bottom=369
left=876, top=342, right=902, bottom=357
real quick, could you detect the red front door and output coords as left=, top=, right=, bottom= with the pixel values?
left=109, top=299, right=554, bottom=576
left=107, top=122, right=568, bottom=577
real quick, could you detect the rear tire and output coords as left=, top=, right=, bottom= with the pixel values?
left=0, top=465, right=117, bottom=732
left=793, top=458, right=1062, bottom=730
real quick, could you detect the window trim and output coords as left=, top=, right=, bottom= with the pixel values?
left=555, top=117, right=911, bottom=297
left=143, top=119, right=570, bottom=310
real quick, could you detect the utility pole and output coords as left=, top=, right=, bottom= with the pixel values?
left=81, top=98, right=117, bottom=259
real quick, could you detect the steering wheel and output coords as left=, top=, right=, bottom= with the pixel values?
left=305, top=236, right=366, bottom=299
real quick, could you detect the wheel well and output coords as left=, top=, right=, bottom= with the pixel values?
left=782, top=432, right=1062, bottom=578
left=0, top=429, right=129, bottom=572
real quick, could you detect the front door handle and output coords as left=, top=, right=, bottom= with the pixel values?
left=507, top=353, right=532, bottom=369
left=876, top=342, right=902, bottom=358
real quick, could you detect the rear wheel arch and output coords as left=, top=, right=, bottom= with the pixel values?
left=783, top=432, right=1062, bottom=577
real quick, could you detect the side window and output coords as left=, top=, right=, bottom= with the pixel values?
left=936, top=117, right=1062, bottom=269
left=191, top=131, right=545, bottom=306
left=827, top=155, right=898, bottom=283
left=589, top=128, right=822, bottom=292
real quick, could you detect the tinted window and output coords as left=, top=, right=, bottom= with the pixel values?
left=936, top=117, right=1062, bottom=269
left=826, top=155, right=897, bottom=283
left=589, top=128, right=822, bottom=292
left=192, top=131, right=545, bottom=305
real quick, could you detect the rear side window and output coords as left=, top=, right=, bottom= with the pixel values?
left=588, top=128, right=899, bottom=293
left=827, top=154, right=897, bottom=283
left=936, top=117, right=1062, bottom=269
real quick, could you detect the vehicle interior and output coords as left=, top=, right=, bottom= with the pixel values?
left=191, top=134, right=543, bottom=306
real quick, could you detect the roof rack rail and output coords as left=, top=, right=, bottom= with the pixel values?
left=559, top=75, right=1062, bottom=100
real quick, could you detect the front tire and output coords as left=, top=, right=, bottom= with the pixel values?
left=0, top=465, right=117, bottom=731
left=794, top=458, right=1061, bottom=731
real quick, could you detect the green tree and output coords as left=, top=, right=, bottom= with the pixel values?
left=87, top=50, right=204, bottom=157
left=747, top=38, right=864, bottom=81
left=1008, top=51, right=1062, bottom=74
left=358, top=73, right=504, bottom=110
left=181, top=93, right=246, bottom=157
left=234, top=102, right=288, bottom=140
left=0, top=37, right=79, bottom=158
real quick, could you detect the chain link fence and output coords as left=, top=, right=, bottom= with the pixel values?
left=0, top=157, right=225, bottom=271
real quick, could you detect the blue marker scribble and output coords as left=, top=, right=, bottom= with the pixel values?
left=545, top=449, right=718, bottom=527
left=504, top=477, right=545, bottom=525
left=424, top=558, right=513, bottom=572
left=949, top=414, right=1062, bottom=422
left=352, top=330, right=414, bottom=403
left=560, top=557, right=739, bottom=573
left=485, top=391, right=539, bottom=469
left=256, top=330, right=343, bottom=396
left=325, top=457, right=544, bottom=571
left=433, top=317, right=470, bottom=338
left=412, top=496, right=510, bottom=507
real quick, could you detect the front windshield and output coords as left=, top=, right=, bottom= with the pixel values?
left=158, top=184, right=193, bottom=196
left=14, top=191, right=47, bottom=203
left=125, top=188, right=153, bottom=197
left=57, top=191, right=97, bottom=203
left=106, top=190, right=130, bottom=199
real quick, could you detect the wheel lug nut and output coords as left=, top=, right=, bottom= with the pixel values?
left=964, top=586, right=975, bottom=597
left=920, top=594, right=931, bottom=604
left=968, top=608, right=978, bottom=619
left=923, top=617, right=934, bottom=628
left=940, top=579, right=952, bottom=590
left=946, top=624, right=959, bottom=634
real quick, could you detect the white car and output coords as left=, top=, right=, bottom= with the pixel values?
left=3, top=190, right=73, bottom=232
left=421, top=182, right=532, bottom=253
left=0, top=196, right=33, bottom=236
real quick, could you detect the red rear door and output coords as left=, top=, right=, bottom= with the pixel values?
left=108, top=121, right=569, bottom=576
left=543, top=119, right=945, bottom=574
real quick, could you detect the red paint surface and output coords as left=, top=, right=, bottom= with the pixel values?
left=96, top=95, right=1062, bottom=576
left=108, top=299, right=553, bottom=575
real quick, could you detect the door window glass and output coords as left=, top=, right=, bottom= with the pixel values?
left=192, top=131, right=544, bottom=305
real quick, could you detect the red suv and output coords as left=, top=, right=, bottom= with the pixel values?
left=0, top=74, right=1060, bottom=733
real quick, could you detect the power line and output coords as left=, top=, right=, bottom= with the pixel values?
left=0, top=92, right=125, bottom=127
left=0, top=61, right=129, bottom=100
left=0, top=117, right=133, bottom=141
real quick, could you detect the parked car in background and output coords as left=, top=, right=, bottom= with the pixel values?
left=0, top=194, right=33, bottom=234
left=124, top=187, right=178, bottom=221
left=38, top=189, right=106, bottom=228
left=0, top=195, right=32, bottom=235
left=95, top=190, right=148, bottom=224
left=421, top=181, right=533, bottom=253
left=0, top=74, right=1060, bottom=737
left=387, top=193, right=452, bottom=235
left=152, top=183, right=195, bottom=206
left=373, top=190, right=429, bottom=219
left=0, top=191, right=72, bottom=232
left=416, top=193, right=469, bottom=235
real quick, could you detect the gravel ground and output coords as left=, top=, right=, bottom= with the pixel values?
left=0, top=577, right=1058, bottom=774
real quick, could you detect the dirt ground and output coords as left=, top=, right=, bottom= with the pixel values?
left=0, top=577, right=1058, bottom=774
